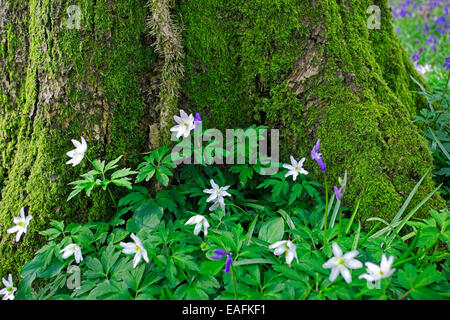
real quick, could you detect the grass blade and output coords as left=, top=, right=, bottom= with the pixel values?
left=345, top=198, right=361, bottom=235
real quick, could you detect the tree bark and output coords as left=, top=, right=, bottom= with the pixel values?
left=0, top=0, right=444, bottom=275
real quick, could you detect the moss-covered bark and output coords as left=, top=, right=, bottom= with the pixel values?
left=0, top=0, right=445, bottom=277
left=177, top=0, right=444, bottom=223
left=0, top=0, right=156, bottom=275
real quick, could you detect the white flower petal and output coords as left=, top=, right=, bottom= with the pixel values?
left=343, top=250, right=359, bottom=260
left=332, top=242, right=343, bottom=257
left=193, top=222, right=202, bottom=235
left=7, top=225, right=20, bottom=234
left=133, top=252, right=142, bottom=268
left=329, top=267, right=340, bottom=282
left=346, top=258, right=363, bottom=269
left=323, top=257, right=338, bottom=269
left=269, top=240, right=287, bottom=249
left=273, top=246, right=286, bottom=256
left=340, top=267, right=352, bottom=283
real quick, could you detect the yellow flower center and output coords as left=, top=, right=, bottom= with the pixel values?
left=135, top=246, right=141, bottom=252
left=19, top=222, right=25, bottom=227
left=7, top=286, right=12, bottom=292
left=337, top=258, right=344, bottom=265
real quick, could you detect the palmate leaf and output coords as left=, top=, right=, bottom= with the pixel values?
left=135, top=164, right=156, bottom=183
left=155, top=190, right=178, bottom=213
left=288, top=183, right=303, bottom=204
left=136, top=146, right=176, bottom=184
left=117, top=186, right=150, bottom=208
left=92, top=159, right=105, bottom=173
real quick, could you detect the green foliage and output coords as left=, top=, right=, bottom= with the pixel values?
left=67, top=156, right=137, bottom=201
left=411, top=76, right=450, bottom=205
left=13, top=137, right=449, bottom=300
left=136, top=146, right=176, bottom=187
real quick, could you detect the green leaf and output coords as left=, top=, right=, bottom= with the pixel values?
left=104, top=156, right=123, bottom=173
left=288, top=183, right=303, bottom=205
left=258, top=217, right=284, bottom=244
left=85, top=257, right=105, bottom=279
left=111, top=168, right=137, bottom=180
left=126, top=202, right=164, bottom=233
left=38, top=261, right=65, bottom=279
left=92, top=159, right=105, bottom=173
left=111, top=178, right=133, bottom=189
left=233, top=258, right=274, bottom=266
left=136, top=165, right=156, bottom=183
left=156, top=169, right=169, bottom=187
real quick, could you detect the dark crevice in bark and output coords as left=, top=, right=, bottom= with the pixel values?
left=29, top=67, right=40, bottom=129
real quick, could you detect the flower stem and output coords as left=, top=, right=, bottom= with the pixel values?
left=107, top=186, right=118, bottom=209
left=85, top=154, right=95, bottom=167
left=231, top=265, right=238, bottom=300
left=337, top=206, right=343, bottom=245
left=323, top=174, right=329, bottom=246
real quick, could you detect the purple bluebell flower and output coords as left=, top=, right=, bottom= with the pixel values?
left=311, top=139, right=326, bottom=172
left=222, top=253, right=232, bottom=274
left=210, top=249, right=233, bottom=273
left=435, top=16, right=448, bottom=35
left=424, top=22, right=430, bottom=34
left=410, top=47, right=424, bottom=62
left=194, top=112, right=202, bottom=131
left=426, top=35, right=437, bottom=51
left=211, top=249, right=227, bottom=260
left=443, top=58, right=450, bottom=71
left=334, top=185, right=344, bottom=201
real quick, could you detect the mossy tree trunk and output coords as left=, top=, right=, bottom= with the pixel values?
left=0, top=0, right=158, bottom=275
left=0, top=0, right=444, bottom=276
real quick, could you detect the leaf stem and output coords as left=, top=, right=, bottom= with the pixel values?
left=338, top=206, right=343, bottom=245
left=323, top=173, right=329, bottom=246
left=231, top=265, right=238, bottom=300
left=107, top=186, right=118, bottom=209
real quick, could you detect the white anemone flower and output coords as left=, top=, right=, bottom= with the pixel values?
left=203, top=179, right=232, bottom=212
left=0, top=274, right=17, bottom=300
left=359, top=254, right=396, bottom=282
left=120, top=233, right=149, bottom=268
left=170, top=109, right=195, bottom=139
left=66, top=136, right=87, bottom=166
left=414, top=63, right=432, bottom=75
left=269, top=240, right=298, bottom=265
left=283, top=156, right=308, bottom=181
left=323, top=242, right=363, bottom=283
left=7, top=207, right=32, bottom=242
left=60, top=243, right=83, bottom=264
left=185, top=215, right=210, bottom=236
